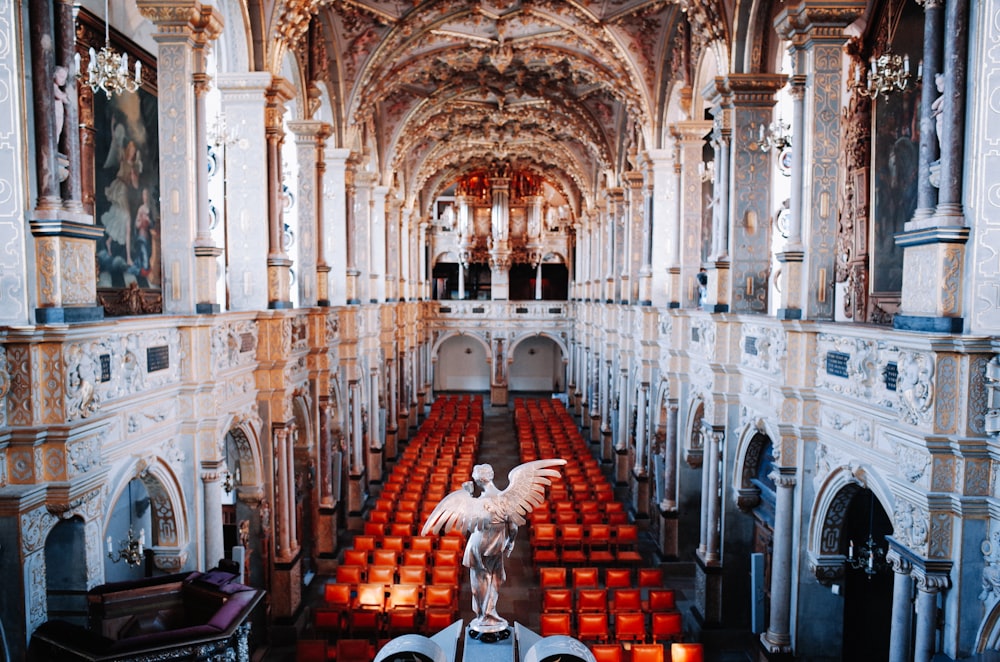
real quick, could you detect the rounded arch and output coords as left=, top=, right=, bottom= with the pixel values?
left=682, top=396, right=706, bottom=468
left=431, top=332, right=491, bottom=392
left=222, top=413, right=266, bottom=494
left=731, top=418, right=780, bottom=513
left=214, top=0, right=253, bottom=75
left=508, top=331, right=568, bottom=363
left=808, top=464, right=895, bottom=584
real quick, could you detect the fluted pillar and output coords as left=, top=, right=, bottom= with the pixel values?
left=886, top=547, right=914, bottom=662
left=202, top=465, right=225, bottom=569
left=264, top=79, right=295, bottom=309
left=287, top=120, right=325, bottom=307
left=761, top=469, right=796, bottom=653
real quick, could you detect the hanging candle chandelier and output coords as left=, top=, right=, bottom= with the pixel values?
left=76, top=0, right=141, bottom=99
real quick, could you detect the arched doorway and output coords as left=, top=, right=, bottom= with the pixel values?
left=45, top=518, right=88, bottom=626
left=105, top=477, right=152, bottom=583
left=509, top=335, right=563, bottom=393
left=842, top=488, right=894, bottom=661
left=433, top=334, right=490, bottom=392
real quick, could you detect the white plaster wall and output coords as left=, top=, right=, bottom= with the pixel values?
left=434, top=335, right=489, bottom=391
left=0, top=1, right=27, bottom=325
left=509, top=336, right=559, bottom=391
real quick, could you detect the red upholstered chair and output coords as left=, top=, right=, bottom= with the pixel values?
left=402, top=550, right=428, bottom=566
left=335, top=639, right=374, bottom=662
left=577, top=611, right=610, bottom=644
left=611, top=588, right=643, bottom=615
left=590, top=643, right=625, bottom=662
left=539, top=566, right=568, bottom=589
left=604, top=567, right=633, bottom=589
left=646, top=589, right=677, bottom=613
left=342, top=549, right=368, bottom=566
left=385, top=583, right=422, bottom=634
left=586, top=523, right=616, bottom=565
left=560, top=524, right=588, bottom=565
left=577, top=588, right=608, bottom=613
left=614, top=610, right=647, bottom=643
left=638, top=567, right=664, bottom=588
left=669, top=643, right=704, bottom=662
left=353, top=535, right=377, bottom=553
left=433, top=550, right=461, bottom=567
left=430, top=565, right=460, bottom=586
left=295, top=639, right=329, bottom=662
left=372, top=549, right=399, bottom=567
left=398, top=565, right=427, bottom=585
left=367, top=565, right=395, bottom=585
left=410, top=536, right=435, bottom=552
left=531, top=522, right=560, bottom=564
left=336, top=565, right=364, bottom=585
left=542, top=588, right=574, bottom=613
left=540, top=612, right=573, bottom=638
left=651, top=611, right=683, bottom=643
left=615, top=525, right=644, bottom=564
left=423, top=584, right=457, bottom=628
left=631, top=643, right=666, bottom=662
left=572, top=566, right=600, bottom=589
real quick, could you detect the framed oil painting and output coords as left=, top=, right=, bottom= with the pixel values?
left=869, top=4, right=923, bottom=297
left=76, top=8, right=161, bottom=315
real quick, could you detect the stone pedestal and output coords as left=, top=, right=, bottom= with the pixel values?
left=314, top=504, right=340, bottom=573
left=702, top=259, right=730, bottom=313
left=894, top=227, right=968, bottom=332
left=658, top=505, right=679, bottom=560
left=491, top=385, right=508, bottom=407
left=695, top=557, right=724, bottom=626
left=775, top=251, right=804, bottom=319
left=29, top=217, right=105, bottom=323
left=270, top=553, right=302, bottom=619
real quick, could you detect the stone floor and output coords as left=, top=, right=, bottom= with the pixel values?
left=259, top=398, right=755, bottom=661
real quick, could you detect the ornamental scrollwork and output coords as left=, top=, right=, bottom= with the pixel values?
left=893, top=498, right=929, bottom=553
left=897, top=350, right=935, bottom=426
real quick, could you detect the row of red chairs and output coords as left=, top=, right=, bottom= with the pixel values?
left=296, top=637, right=375, bottom=662
left=539, top=565, right=664, bottom=590
left=531, top=521, right=642, bottom=566
left=590, top=642, right=679, bottom=662
left=317, top=582, right=458, bottom=637
left=542, top=587, right=677, bottom=614
left=312, top=396, right=481, bottom=643
left=540, top=609, right=682, bottom=644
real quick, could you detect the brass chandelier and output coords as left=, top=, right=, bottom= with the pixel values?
left=77, top=0, right=141, bottom=99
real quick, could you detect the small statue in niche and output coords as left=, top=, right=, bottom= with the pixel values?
left=53, top=65, right=69, bottom=150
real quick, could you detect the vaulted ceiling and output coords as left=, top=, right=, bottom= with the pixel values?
left=305, top=0, right=695, bottom=216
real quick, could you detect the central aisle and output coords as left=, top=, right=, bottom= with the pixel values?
left=457, top=400, right=542, bottom=632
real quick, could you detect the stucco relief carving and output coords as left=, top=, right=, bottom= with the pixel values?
left=0, top=345, right=8, bottom=429
left=160, top=438, right=186, bottom=465
left=61, top=238, right=93, bottom=305
left=689, top=317, right=716, bottom=357
left=212, top=319, right=259, bottom=372
left=128, top=402, right=174, bottom=434
left=21, top=505, right=58, bottom=554
left=980, top=529, right=1000, bottom=606
left=927, top=511, right=952, bottom=560
left=66, top=436, right=101, bottom=477
left=893, top=498, right=929, bottom=553
left=740, top=323, right=787, bottom=375
left=894, top=443, right=930, bottom=484
left=896, top=350, right=935, bottom=426
left=813, top=443, right=858, bottom=493
left=27, top=551, right=47, bottom=631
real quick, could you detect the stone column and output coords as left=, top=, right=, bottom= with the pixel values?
left=370, top=185, right=388, bottom=303
left=615, top=368, right=630, bottom=484
left=648, top=149, right=672, bottom=307
left=191, top=37, right=222, bottom=313
left=29, top=0, right=105, bottom=323
left=264, top=79, right=295, bottom=309
left=489, top=172, right=512, bottom=300
left=911, top=0, right=944, bottom=225
left=385, top=358, right=398, bottom=457
left=324, top=147, right=350, bottom=306
left=886, top=547, right=914, bottom=662
left=775, top=73, right=806, bottom=318
left=625, top=170, right=645, bottom=304
left=417, top=220, right=429, bottom=300
left=54, top=0, right=83, bottom=211
left=659, top=400, right=680, bottom=559
left=347, top=380, right=366, bottom=521
left=723, top=73, right=787, bottom=313
left=344, top=157, right=361, bottom=303
left=697, top=425, right=710, bottom=557
left=912, top=571, right=949, bottom=662
left=607, top=188, right=624, bottom=302
left=704, top=427, right=723, bottom=564
left=633, top=383, right=649, bottom=474
left=368, top=368, right=383, bottom=482
left=894, top=0, right=969, bottom=333
left=287, top=120, right=327, bottom=307
left=217, top=73, right=272, bottom=311
left=761, top=469, right=796, bottom=653
left=202, top=465, right=224, bottom=569
left=775, top=4, right=862, bottom=320
left=702, top=89, right=731, bottom=313
left=671, top=121, right=714, bottom=308
left=137, top=1, right=223, bottom=315
left=601, top=360, right=614, bottom=462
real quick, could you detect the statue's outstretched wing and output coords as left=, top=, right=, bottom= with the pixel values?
left=494, top=458, right=567, bottom=526
left=420, top=487, right=483, bottom=536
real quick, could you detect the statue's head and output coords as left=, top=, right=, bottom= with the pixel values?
left=472, top=464, right=494, bottom=486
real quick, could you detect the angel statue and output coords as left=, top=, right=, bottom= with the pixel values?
left=421, top=458, right=566, bottom=642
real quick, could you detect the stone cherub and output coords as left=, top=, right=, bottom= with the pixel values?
left=421, top=458, right=566, bottom=641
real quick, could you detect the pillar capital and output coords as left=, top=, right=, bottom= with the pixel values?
left=775, top=3, right=866, bottom=44
left=136, top=0, right=223, bottom=42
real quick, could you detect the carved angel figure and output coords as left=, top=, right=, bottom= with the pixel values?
left=421, top=458, right=566, bottom=639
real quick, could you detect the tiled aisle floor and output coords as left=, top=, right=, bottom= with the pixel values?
left=260, top=399, right=753, bottom=661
